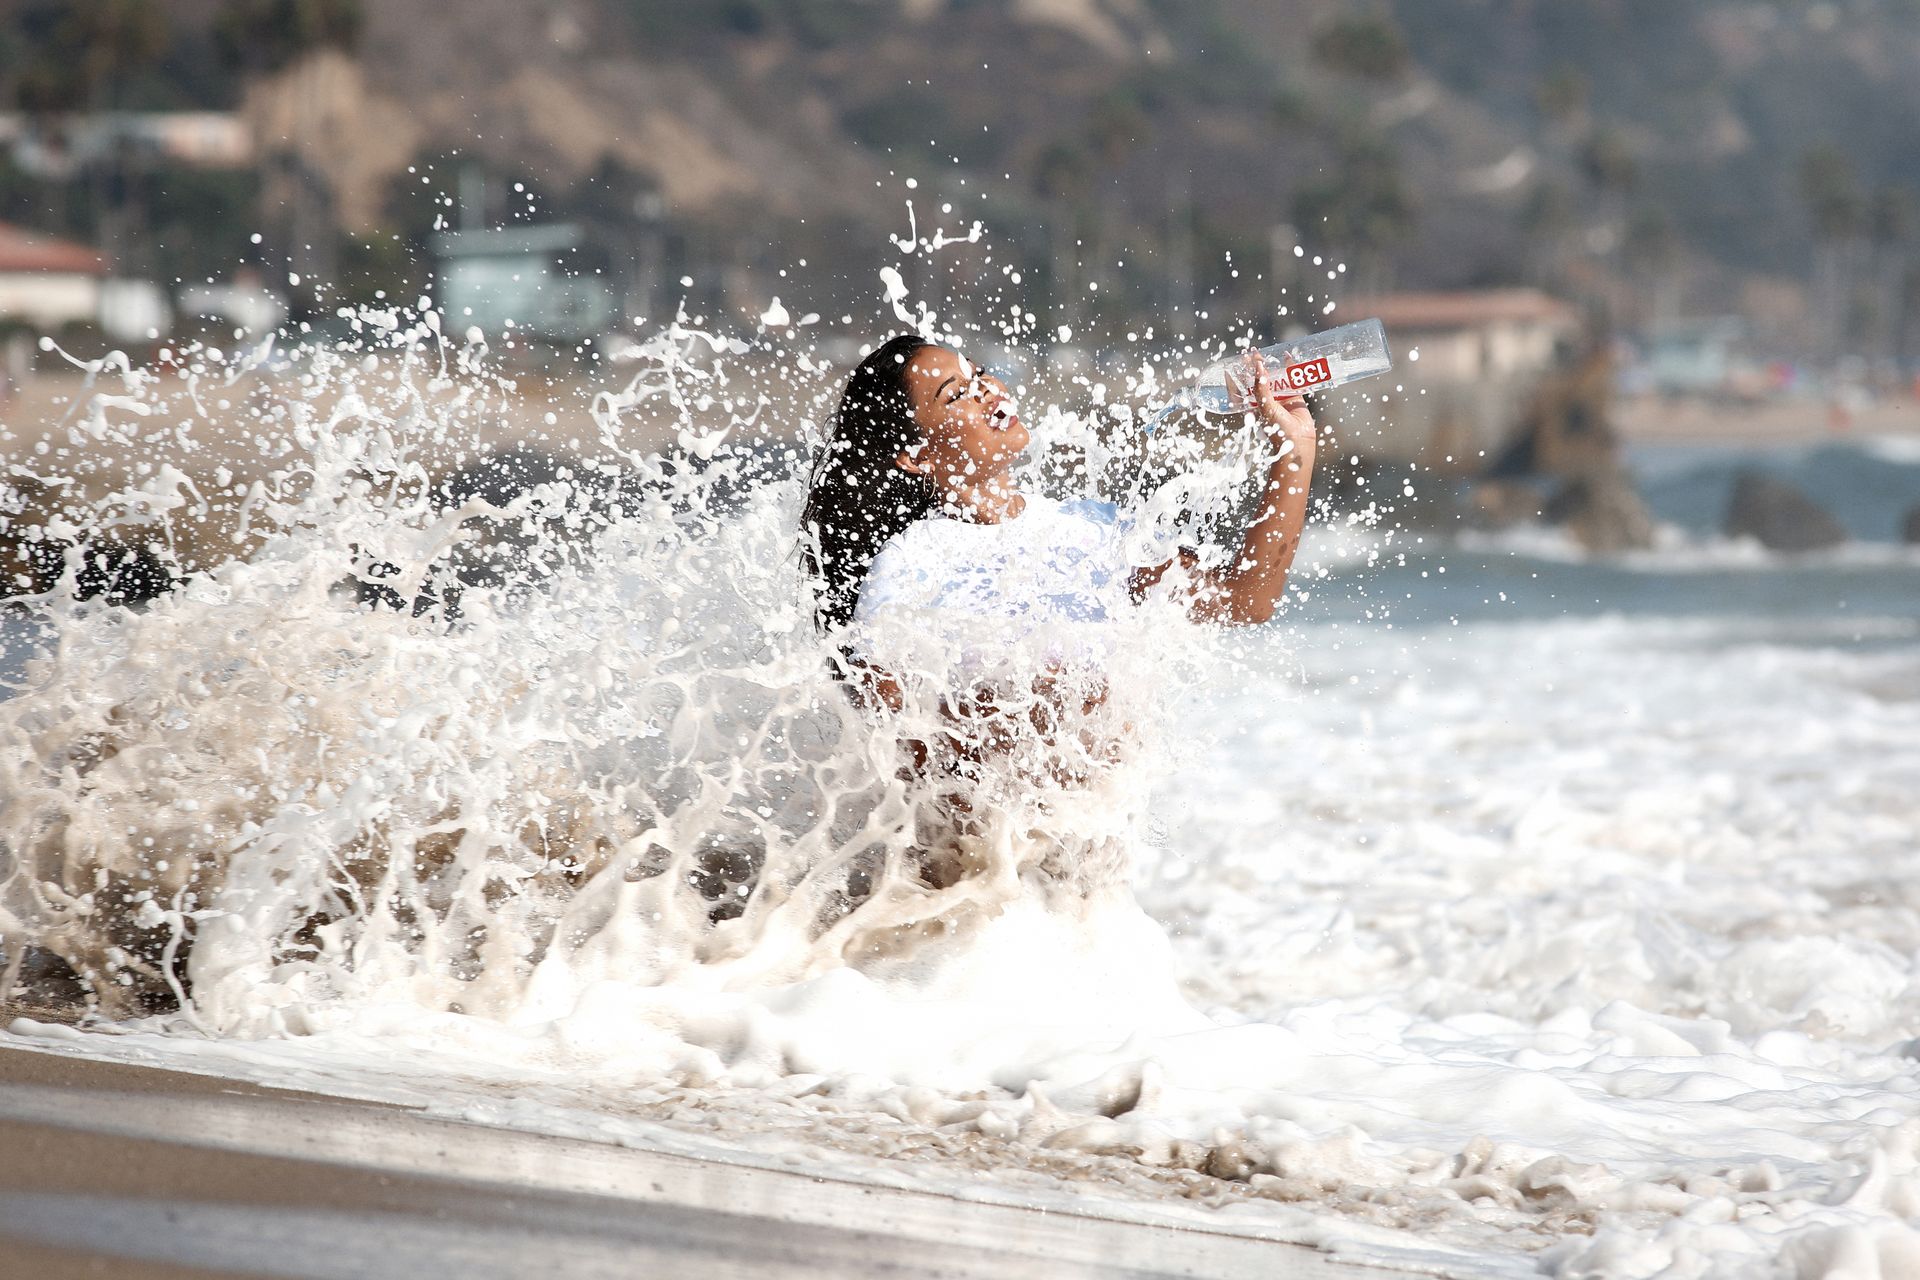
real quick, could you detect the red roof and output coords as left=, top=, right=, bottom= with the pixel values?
left=0, top=222, right=105, bottom=275
left=1344, top=289, right=1577, bottom=331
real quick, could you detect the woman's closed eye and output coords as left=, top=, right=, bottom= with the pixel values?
left=972, top=373, right=1016, bottom=411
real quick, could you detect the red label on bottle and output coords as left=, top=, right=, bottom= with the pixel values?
left=1280, top=357, right=1333, bottom=392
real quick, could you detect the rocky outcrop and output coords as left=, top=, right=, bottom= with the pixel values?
left=4, top=536, right=177, bottom=606
left=1541, top=468, right=1657, bottom=553
left=1472, top=339, right=1661, bottom=553
left=1458, top=479, right=1545, bottom=531
left=1490, top=346, right=1621, bottom=481
left=1723, top=470, right=1846, bottom=552
left=358, top=448, right=641, bottom=616
left=4, top=473, right=180, bottom=606
left=1902, top=504, right=1920, bottom=545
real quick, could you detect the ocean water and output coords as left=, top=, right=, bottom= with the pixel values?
left=2, top=316, right=1918, bottom=1279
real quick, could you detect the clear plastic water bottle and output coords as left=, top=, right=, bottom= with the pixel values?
left=1181, top=317, right=1394, bottom=416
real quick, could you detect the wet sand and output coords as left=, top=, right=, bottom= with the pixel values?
left=0, top=1042, right=1418, bottom=1280
left=1612, top=391, right=1920, bottom=444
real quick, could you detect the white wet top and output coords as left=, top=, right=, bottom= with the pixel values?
left=852, top=496, right=1129, bottom=673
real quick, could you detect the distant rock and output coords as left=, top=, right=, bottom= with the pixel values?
left=4, top=537, right=176, bottom=606
left=1541, top=468, right=1656, bottom=553
left=356, top=448, right=643, bottom=617
left=72, top=542, right=177, bottom=606
left=1903, top=504, right=1920, bottom=544
left=438, top=446, right=567, bottom=510
left=1461, top=479, right=1546, bottom=531
left=1724, top=470, right=1847, bottom=552
left=435, top=446, right=639, bottom=586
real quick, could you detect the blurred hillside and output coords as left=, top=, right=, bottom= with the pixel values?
left=1, top=0, right=1918, bottom=362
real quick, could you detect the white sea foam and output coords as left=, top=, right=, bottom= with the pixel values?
left=4, top=297, right=1920, bottom=1277
left=1458, top=520, right=1920, bottom=572
left=1862, top=435, right=1920, bottom=465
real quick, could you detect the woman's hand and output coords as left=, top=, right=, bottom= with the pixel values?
left=1146, top=351, right=1321, bottom=627
left=1240, top=351, right=1318, bottom=461
left=1134, top=348, right=1324, bottom=626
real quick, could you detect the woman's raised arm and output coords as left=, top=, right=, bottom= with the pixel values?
left=1130, top=353, right=1318, bottom=626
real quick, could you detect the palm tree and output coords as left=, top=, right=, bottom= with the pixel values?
left=1870, top=186, right=1916, bottom=372
left=215, top=0, right=366, bottom=305
left=1799, top=143, right=1867, bottom=365
left=14, top=0, right=171, bottom=257
left=1290, top=130, right=1414, bottom=295
left=214, top=0, right=363, bottom=75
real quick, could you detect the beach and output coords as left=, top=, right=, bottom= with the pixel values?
left=3, top=1040, right=1428, bottom=1280
left=3, top=331, right=1919, bottom=1277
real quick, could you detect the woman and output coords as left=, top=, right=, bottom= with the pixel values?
left=800, top=333, right=1319, bottom=708
left=800, top=333, right=1318, bottom=898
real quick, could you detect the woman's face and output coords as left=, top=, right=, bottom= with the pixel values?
left=896, top=345, right=1029, bottom=502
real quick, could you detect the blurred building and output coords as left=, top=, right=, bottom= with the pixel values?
left=1346, top=289, right=1581, bottom=468
left=429, top=224, right=618, bottom=344
left=1620, top=317, right=1745, bottom=397
left=0, top=222, right=106, bottom=330
left=0, top=222, right=175, bottom=343
left=176, top=273, right=286, bottom=337
left=0, top=112, right=252, bottom=179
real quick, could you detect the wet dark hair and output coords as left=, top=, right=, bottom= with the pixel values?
left=800, top=333, right=937, bottom=633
